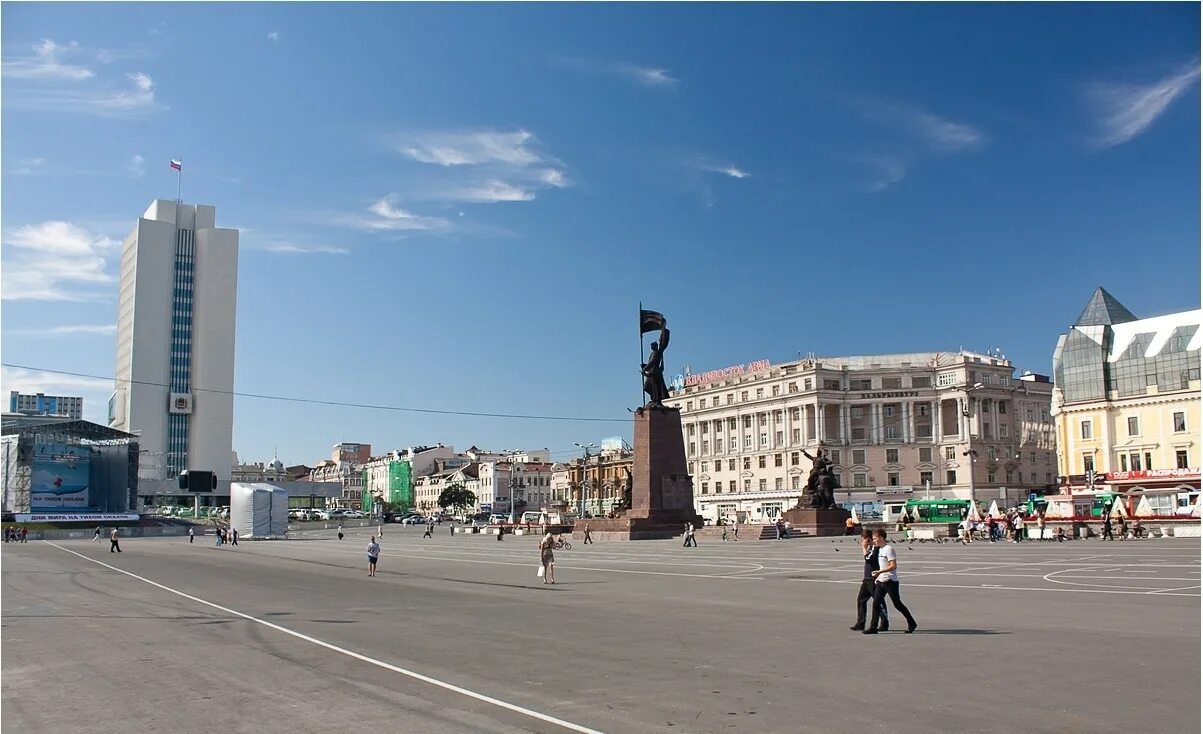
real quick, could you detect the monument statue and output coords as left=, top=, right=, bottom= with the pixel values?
left=622, top=466, right=633, bottom=509
left=640, top=308, right=671, bottom=407
left=797, top=447, right=839, bottom=510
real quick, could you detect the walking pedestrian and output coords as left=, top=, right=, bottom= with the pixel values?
left=367, top=536, right=380, bottom=577
left=851, top=529, right=889, bottom=632
left=20, top=527, right=28, bottom=543
left=215, top=526, right=223, bottom=546
left=378, top=524, right=384, bottom=539
left=538, top=531, right=556, bottom=584
left=423, top=520, right=434, bottom=539
left=722, top=525, right=729, bottom=542
left=188, top=526, right=195, bottom=544
left=683, top=523, right=697, bottom=547
left=230, top=527, right=239, bottom=546
left=1013, top=513, right=1025, bottom=543
left=109, top=527, right=122, bottom=553
left=732, top=524, right=739, bottom=541
left=337, top=524, right=344, bottom=541
left=865, top=529, right=916, bottom=634
left=1102, top=511, right=1114, bottom=541
left=1036, top=513, right=1046, bottom=541
left=774, top=518, right=783, bottom=540
left=93, top=525, right=102, bottom=542
left=583, top=523, right=594, bottom=545
left=1117, top=515, right=1128, bottom=541
left=449, top=523, right=455, bottom=536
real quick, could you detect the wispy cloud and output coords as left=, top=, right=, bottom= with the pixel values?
left=7, top=68, right=162, bottom=117
left=859, top=100, right=987, bottom=153
left=1, top=221, right=118, bottom=301
left=1086, top=58, right=1201, bottom=148
left=864, top=155, right=907, bottom=192
left=699, top=162, right=751, bottom=179
left=2, top=39, right=94, bottom=80
left=11, top=157, right=47, bottom=175
left=7, top=324, right=117, bottom=337
left=347, top=196, right=451, bottom=232
left=261, top=243, right=349, bottom=255
left=445, top=180, right=536, bottom=203
left=267, top=31, right=280, bottom=42
left=128, top=154, right=146, bottom=177
left=398, top=129, right=542, bottom=167
left=554, top=57, right=679, bottom=89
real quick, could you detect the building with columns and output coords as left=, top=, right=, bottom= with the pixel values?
left=664, top=350, right=1056, bottom=523
left=1051, top=288, right=1200, bottom=501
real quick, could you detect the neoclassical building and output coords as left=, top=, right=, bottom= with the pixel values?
left=664, top=350, right=1056, bottom=522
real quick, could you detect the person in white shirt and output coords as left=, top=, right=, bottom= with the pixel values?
left=367, top=536, right=381, bottom=577
left=866, top=529, right=917, bottom=634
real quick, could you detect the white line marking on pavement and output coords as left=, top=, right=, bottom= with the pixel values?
left=43, top=541, right=605, bottom=734
left=1146, top=585, right=1203, bottom=595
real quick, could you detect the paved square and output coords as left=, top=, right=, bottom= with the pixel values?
left=3, top=530, right=1198, bottom=733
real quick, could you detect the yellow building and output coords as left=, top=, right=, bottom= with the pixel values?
left=1051, top=288, right=1201, bottom=495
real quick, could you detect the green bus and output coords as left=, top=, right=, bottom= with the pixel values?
left=1027, top=491, right=1120, bottom=518
left=903, top=498, right=972, bottom=523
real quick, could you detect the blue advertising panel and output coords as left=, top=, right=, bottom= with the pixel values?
left=31, top=442, right=91, bottom=511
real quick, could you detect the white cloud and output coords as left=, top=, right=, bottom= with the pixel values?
left=1086, top=59, right=1201, bottom=148
left=355, top=196, right=451, bottom=231
left=2, top=39, right=94, bottom=81
left=447, top=180, right=536, bottom=203
left=12, top=157, right=47, bottom=175
left=537, top=168, right=570, bottom=188
left=555, top=58, right=679, bottom=89
left=699, top=163, right=751, bottom=179
left=268, top=31, right=280, bottom=42
left=7, top=68, right=161, bottom=117
left=865, top=155, right=907, bottom=192
left=261, top=243, right=349, bottom=255
left=399, top=129, right=542, bottom=167
left=129, top=154, right=146, bottom=177
left=1, top=221, right=118, bottom=301
left=7, top=324, right=117, bottom=336
left=861, top=100, right=986, bottom=153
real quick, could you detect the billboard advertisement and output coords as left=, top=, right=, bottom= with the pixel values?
left=31, top=443, right=91, bottom=510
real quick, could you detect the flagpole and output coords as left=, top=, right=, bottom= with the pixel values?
left=176, top=158, right=182, bottom=204
left=639, top=302, right=646, bottom=409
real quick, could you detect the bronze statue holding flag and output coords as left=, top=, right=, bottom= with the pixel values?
left=640, top=307, right=670, bottom=407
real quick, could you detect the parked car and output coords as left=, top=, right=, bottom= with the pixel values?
left=488, top=514, right=509, bottom=525
left=402, top=515, right=427, bottom=525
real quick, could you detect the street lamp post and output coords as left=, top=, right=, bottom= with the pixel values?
left=573, top=442, right=598, bottom=517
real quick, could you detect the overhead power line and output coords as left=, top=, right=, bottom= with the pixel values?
left=1, top=363, right=630, bottom=424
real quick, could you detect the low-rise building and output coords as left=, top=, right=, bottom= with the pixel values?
left=9, top=392, right=83, bottom=419
left=664, top=350, right=1057, bottom=523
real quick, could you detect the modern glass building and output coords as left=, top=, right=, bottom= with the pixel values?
left=1051, top=287, right=1201, bottom=493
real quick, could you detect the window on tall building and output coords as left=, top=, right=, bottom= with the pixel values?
left=1127, top=416, right=1140, bottom=436
left=824, top=379, right=841, bottom=390
left=887, top=472, right=900, bottom=486
left=699, top=398, right=706, bottom=409
left=1027, top=408, right=1034, bottom=421
left=920, top=470, right=933, bottom=486
left=919, top=447, right=933, bottom=463
left=701, top=422, right=708, bottom=434
left=987, top=471, right=996, bottom=483
left=946, top=469, right=957, bottom=484
left=744, top=480, right=751, bottom=492
left=758, top=413, right=768, bottom=426
left=772, top=385, right=780, bottom=397
left=1174, top=412, right=1187, bottom=432
left=791, top=452, right=800, bottom=466
left=1083, top=454, right=1094, bottom=473
left=727, top=394, right=734, bottom=405
left=791, top=476, right=800, bottom=489
left=937, top=372, right=957, bottom=387
left=983, top=422, right=992, bottom=438
left=852, top=449, right=866, bottom=465
left=913, top=376, right=932, bottom=388
left=688, top=443, right=696, bottom=456
left=998, top=401, right=1008, bottom=414
left=702, top=441, right=709, bottom=454
left=854, top=473, right=867, bottom=487
left=759, top=479, right=767, bottom=491
left=1119, top=454, right=1127, bottom=471
left=760, top=434, right=768, bottom=448
left=791, top=429, right=801, bottom=443
left=987, top=447, right=996, bottom=460
left=882, top=377, right=902, bottom=389
left=729, top=459, right=736, bottom=471
left=804, top=378, right=813, bottom=390
left=756, top=388, right=764, bottom=399
left=829, top=450, right=841, bottom=465
left=743, top=416, right=752, bottom=428
left=945, top=446, right=956, bottom=460
left=774, top=477, right=783, bottom=490
left=741, top=391, right=749, bottom=402
left=774, top=454, right=783, bottom=467
left=1080, top=420, right=1092, bottom=439
left=700, top=482, right=708, bottom=494
left=775, top=431, right=783, bottom=445
left=743, top=457, right=751, bottom=470
left=884, top=406, right=895, bottom=418
left=1000, top=424, right=1009, bottom=438
left=1177, top=450, right=1189, bottom=469
left=1145, top=452, right=1153, bottom=470
left=686, top=401, right=693, bottom=411
left=886, top=448, right=899, bottom=463
left=788, top=382, right=798, bottom=393
left=758, top=456, right=767, bottom=469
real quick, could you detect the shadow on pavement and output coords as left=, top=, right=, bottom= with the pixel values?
left=916, top=629, right=1009, bottom=635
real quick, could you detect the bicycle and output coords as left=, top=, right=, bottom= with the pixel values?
left=554, top=538, right=572, bottom=551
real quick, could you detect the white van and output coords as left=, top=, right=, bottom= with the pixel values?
left=521, top=511, right=546, bottom=524
left=488, top=514, right=509, bottom=525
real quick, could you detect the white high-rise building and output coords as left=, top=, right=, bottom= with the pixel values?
left=109, top=200, right=239, bottom=480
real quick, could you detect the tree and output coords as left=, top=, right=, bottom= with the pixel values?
left=438, top=483, right=476, bottom=516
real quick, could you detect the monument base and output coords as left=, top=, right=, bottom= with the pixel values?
left=781, top=507, right=852, bottom=537
left=574, top=511, right=704, bottom=541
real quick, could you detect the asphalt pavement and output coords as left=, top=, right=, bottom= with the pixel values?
left=2, top=530, right=1198, bottom=733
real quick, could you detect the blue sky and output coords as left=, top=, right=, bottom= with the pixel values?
left=2, top=3, right=1199, bottom=468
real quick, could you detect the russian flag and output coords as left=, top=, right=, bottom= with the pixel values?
left=170, top=159, right=182, bottom=171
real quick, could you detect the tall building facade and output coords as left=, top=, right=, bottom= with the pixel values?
left=1052, top=288, right=1201, bottom=495
left=664, top=351, right=1056, bottom=522
left=109, top=200, right=239, bottom=480
left=9, top=391, right=83, bottom=419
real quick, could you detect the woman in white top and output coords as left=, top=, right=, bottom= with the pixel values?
left=539, top=533, right=557, bottom=584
